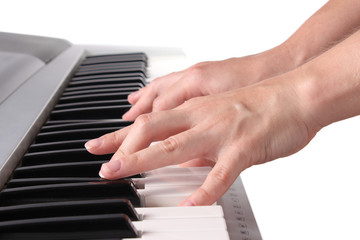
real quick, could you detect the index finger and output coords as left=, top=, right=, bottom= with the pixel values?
left=99, top=126, right=210, bottom=180
left=85, top=125, right=132, bottom=155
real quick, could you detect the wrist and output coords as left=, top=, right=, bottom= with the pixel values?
left=292, top=48, right=360, bottom=132
left=247, top=44, right=299, bottom=83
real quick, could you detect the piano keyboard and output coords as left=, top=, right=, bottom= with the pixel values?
left=0, top=32, right=262, bottom=240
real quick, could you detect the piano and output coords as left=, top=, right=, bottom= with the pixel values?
left=0, top=31, right=262, bottom=240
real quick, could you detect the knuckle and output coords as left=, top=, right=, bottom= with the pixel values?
left=121, top=153, right=141, bottom=177
left=113, top=128, right=125, bottom=141
left=152, top=97, right=165, bottom=111
left=151, top=75, right=166, bottom=84
left=187, top=63, right=206, bottom=79
left=103, top=131, right=121, bottom=145
left=196, top=186, right=215, bottom=205
left=236, top=139, right=258, bottom=167
left=129, top=152, right=140, bottom=166
left=134, top=114, right=152, bottom=129
left=161, top=136, right=180, bottom=153
left=114, top=147, right=127, bottom=158
left=211, top=164, right=232, bottom=187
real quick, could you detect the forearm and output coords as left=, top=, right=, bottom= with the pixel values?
left=295, top=29, right=360, bottom=131
left=242, top=0, right=360, bottom=86
left=283, top=0, right=360, bottom=68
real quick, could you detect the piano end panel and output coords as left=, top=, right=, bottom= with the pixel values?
left=217, top=176, right=263, bottom=240
left=0, top=46, right=86, bottom=190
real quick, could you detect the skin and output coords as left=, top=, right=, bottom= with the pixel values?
left=86, top=0, right=360, bottom=206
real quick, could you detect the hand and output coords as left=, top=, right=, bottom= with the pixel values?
left=122, top=47, right=293, bottom=121
left=86, top=72, right=319, bottom=206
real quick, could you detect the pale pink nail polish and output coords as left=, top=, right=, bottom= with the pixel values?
left=122, top=112, right=129, bottom=119
left=129, top=90, right=140, bottom=99
left=85, top=137, right=103, bottom=150
left=180, top=200, right=195, bottom=207
left=99, top=170, right=105, bottom=178
left=104, top=159, right=122, bottom=172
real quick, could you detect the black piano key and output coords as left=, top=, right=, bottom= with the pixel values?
left=0, top=181, right=141, bottom=207
left=10, top=160, right=141, bottom=184
left=54, top=99, right=130, bottom=110
left=71, top=72, right=146, bottom=81
left=13, top=161, right=107, bottom=178
left=0, top=199, right=140, bottom=222
left=58, top=92, right=130, bottom=104
left=81, top=58, right=145, bottom=65
left=74, top=66, right=146, bottom=77
left=6, top=177, right=103, bottom=188
left=7, top=175, right=142, bottom=188
left=64, top=82, right=144, bottom=93
left=82, top=52, right=147, bottom=65
left=40, top=119, right=130, bottom=132
left=58, top=91, right=131, bottom=104
left=77, top=61, right=146, bottom=72
left=43, top=120, right=88, bottom=125
left=0, top=213, right=139, bottom=240
left=35, top=127, right=120, bottom=143
left=22, top=149, right=111, bottom=165
left=50, top=105, right=131, bottom=120
left=77, top=61, right=145, bottom=70
left=68, top=77, right=146, bottom=87
left=85, top=52, right=146, bottom=58
left=28, top=139, right=88, bottom=152
left=62, top=87, right=140, bottom=97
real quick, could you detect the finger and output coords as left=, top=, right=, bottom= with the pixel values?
left=123, top=71, right=184, bottom=120
left=114, top=109, right=190, bottom=158
left=100, top=127, right=209, bottom=180
left=178, top=158, right=215, bottom=168
left=179, top=149, right=246, bottom=206
left=122, top=90, right=157, bottom=120
left=85, top=125, right=132, bottom=155
left=152, top=79, right=202, bottom=112
left=127, top=88, right=145, bottom=105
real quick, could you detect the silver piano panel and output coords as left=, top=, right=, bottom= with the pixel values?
left=0, top=45, right=85, bottom=189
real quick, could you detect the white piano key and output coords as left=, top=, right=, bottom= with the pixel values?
left=139, top=185, right=198, bottom=207
left=132, top=217, right=227, bottom=232
left=136, top=205, right=224, bottom=219
left=134, top=174, right=207, bottom=188
left=143, top=166, right=211, bottom=177
left=123, top=230, right=230, bottom=240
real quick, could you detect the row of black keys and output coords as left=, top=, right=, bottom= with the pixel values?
left=0, top=53, right=149, bottom=239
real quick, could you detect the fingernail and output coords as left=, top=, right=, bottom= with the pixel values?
left=102, top=159, right=122, bottom=173
left=122, top=111, right=129, bottom=119
left=180, top=200, right=195, bottom=207
left=85, top=137, right=103, bottom=150
left=99, top=170, right=105, bottom=178
left=129, top=90, right=140, bottom=99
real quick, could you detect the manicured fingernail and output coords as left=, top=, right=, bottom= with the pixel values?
left=180, top=200, right=195, bottom=207
left=101, top=159, right=122, bottom=174
left=85, top=137, right=103, bottom=150
left=122, top=111, right=129, bottom=119
left=129, top=90, right=140, bottom=99
left=99, top=170, right=105, bottom=178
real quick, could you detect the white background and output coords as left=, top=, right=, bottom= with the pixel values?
left=2, top=0, right=360, bottom=239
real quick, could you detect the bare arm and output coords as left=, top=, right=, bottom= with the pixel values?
left=296, top=29, right=360, bottom=130
left=122, top=0, right=360, bottom=121
left=283, top=0, right=360, bottom=67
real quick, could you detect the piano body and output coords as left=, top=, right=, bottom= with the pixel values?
left=0, top=32, right=262, bottom=240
